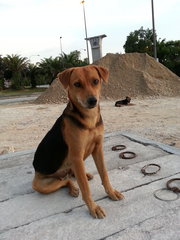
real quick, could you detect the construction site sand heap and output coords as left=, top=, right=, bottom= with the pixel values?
left=35, top=53, right=180, bottom=104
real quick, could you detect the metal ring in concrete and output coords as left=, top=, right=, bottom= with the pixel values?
left=166, top=178, right=180, bottom=193
left=153, top=188, right=179, bottom=201
left=119, top=151, right=136, bottom=159
left=111, top=145, right=126, bottom=151
left=141, top=164, right=161, bottom=176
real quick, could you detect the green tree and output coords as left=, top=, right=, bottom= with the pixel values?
left=38, top=51, right=88, bottom=84
left=157, top=40, right=180, bottom=76
left=123, top=27, right=180, bottom=76
left=38, top=56, right=62, bottom=84
left=61, top=50, right=87, bottom=68
left=123, top=27, right=153, bottom=56
left=3, top=54, right=29, bottom=89
left=0, top=55, right=5, bottom=89
left=27, top=64, right=40, bottom=88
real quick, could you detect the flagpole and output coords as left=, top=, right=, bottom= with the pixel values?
left=81, top=1, right=90, bottom=64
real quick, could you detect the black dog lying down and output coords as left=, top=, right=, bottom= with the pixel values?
left=115, top=96, right=131, bottom=107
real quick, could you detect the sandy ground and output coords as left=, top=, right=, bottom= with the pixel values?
left=0, top=97, right=180, bottom=154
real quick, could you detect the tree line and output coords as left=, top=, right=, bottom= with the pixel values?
left=0, top=51, right=88, bottom=90
left=123, top=27, right=180, bottom=76
left=0, top=27, right=179, bottom=90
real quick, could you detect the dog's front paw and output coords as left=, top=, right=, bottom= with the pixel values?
left=89, top=204, right=106, bottom=219
left=69, top=186, right=79, bottom=197
left=107, top=189, right=124, bottom=201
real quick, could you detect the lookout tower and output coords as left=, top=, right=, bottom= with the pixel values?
left=86, top=34, right=107, bottom=62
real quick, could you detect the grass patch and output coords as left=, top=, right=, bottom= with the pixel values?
left=0, top=87, right=47, bottom=97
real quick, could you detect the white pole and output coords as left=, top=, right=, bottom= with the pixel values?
left=81, top=1, right=90, bottom=63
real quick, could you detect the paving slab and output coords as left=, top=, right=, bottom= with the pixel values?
left=120, top=131, right=180, bottom=156
left=0, top=132, right=179, bottom=240
left=0, top=134, right=168, bottom=202
left=105, top=207, right=180, bottom=240
left=0, top=175, right=179, bottom=240
left=0, top=154, right=179, bottom=233
left=0, top=150, right=34, bottom=169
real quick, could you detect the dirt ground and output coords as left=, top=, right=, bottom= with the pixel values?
left=0, top=96, right=180, bottom=154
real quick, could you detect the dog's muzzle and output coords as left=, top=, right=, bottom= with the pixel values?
left=87, top=96, right=97, bottom=108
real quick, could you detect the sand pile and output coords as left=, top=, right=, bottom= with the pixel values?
left=35, top=78, right=68, bottom=104
left=35, top=53, right=180, bottom=104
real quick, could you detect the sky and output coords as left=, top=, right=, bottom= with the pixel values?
left=0, top=0, right=179, bottom=63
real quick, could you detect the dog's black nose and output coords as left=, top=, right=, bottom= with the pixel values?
left=87, top=96, right=97, bottom=108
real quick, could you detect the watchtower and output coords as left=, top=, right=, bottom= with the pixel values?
left=86, top=34, right=107, bottom=62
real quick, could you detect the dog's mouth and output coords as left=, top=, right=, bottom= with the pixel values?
left=87, top=105, right=96, bottom=109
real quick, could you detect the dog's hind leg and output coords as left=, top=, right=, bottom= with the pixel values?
left=32, top=173, right=79, bottom=197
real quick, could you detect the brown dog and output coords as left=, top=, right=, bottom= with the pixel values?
left=32, top=65, right=124, bottom=218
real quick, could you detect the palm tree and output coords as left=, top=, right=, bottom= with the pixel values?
left=61, top=51, right=79, bottom=68
left=3, top=54, right=29, bottom=89
left=61, top=50, right=87, bottom=68
left=38, top=51, right=88, bottom=84
left=38, top=56, right=62, bottom=84
left=27, top=64, right=40, bottom=88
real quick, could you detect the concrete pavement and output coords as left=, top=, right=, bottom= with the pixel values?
left=0, top=94, right=41, bottom=104
left=0, top=85, right=48, bottom=105
left=0, top=132, right=179, bottom=240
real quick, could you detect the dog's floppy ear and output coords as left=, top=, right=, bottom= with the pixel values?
left=57, top=68, right=74, bottom=89
left=92, top=65, right=109, bottom=83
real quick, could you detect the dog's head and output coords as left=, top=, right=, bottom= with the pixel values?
left=57, top=65, right=108, bottom=109
left=126, top=96, right=131, bottom=103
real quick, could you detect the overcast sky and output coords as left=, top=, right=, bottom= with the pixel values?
left=0, top=0, right=179, bottom=63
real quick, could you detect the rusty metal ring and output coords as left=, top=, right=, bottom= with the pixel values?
left=141, top=164, right=161, bottom=176
left=166, top=178, right=180, bottom=193
left=153, top=188, right=179, bottom=202
left=112, top=145, right=126, bottom=151
left=119, top=151, right=136, bottom=159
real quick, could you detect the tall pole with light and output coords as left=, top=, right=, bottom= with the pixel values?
left=81, top=0, right=90, bottom=64
left=151, top=0, right=157, bottom=60
left=60, top=36, right=63, bottom=55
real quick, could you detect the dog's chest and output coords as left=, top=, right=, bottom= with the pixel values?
left=83, top=130, right=103, bottom=159
left=60, top=130, right=102, bottom=169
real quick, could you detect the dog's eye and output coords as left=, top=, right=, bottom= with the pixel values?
left=74, top=82, right=81, bottom=88
left=93, top=79, right=99, bottom=85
